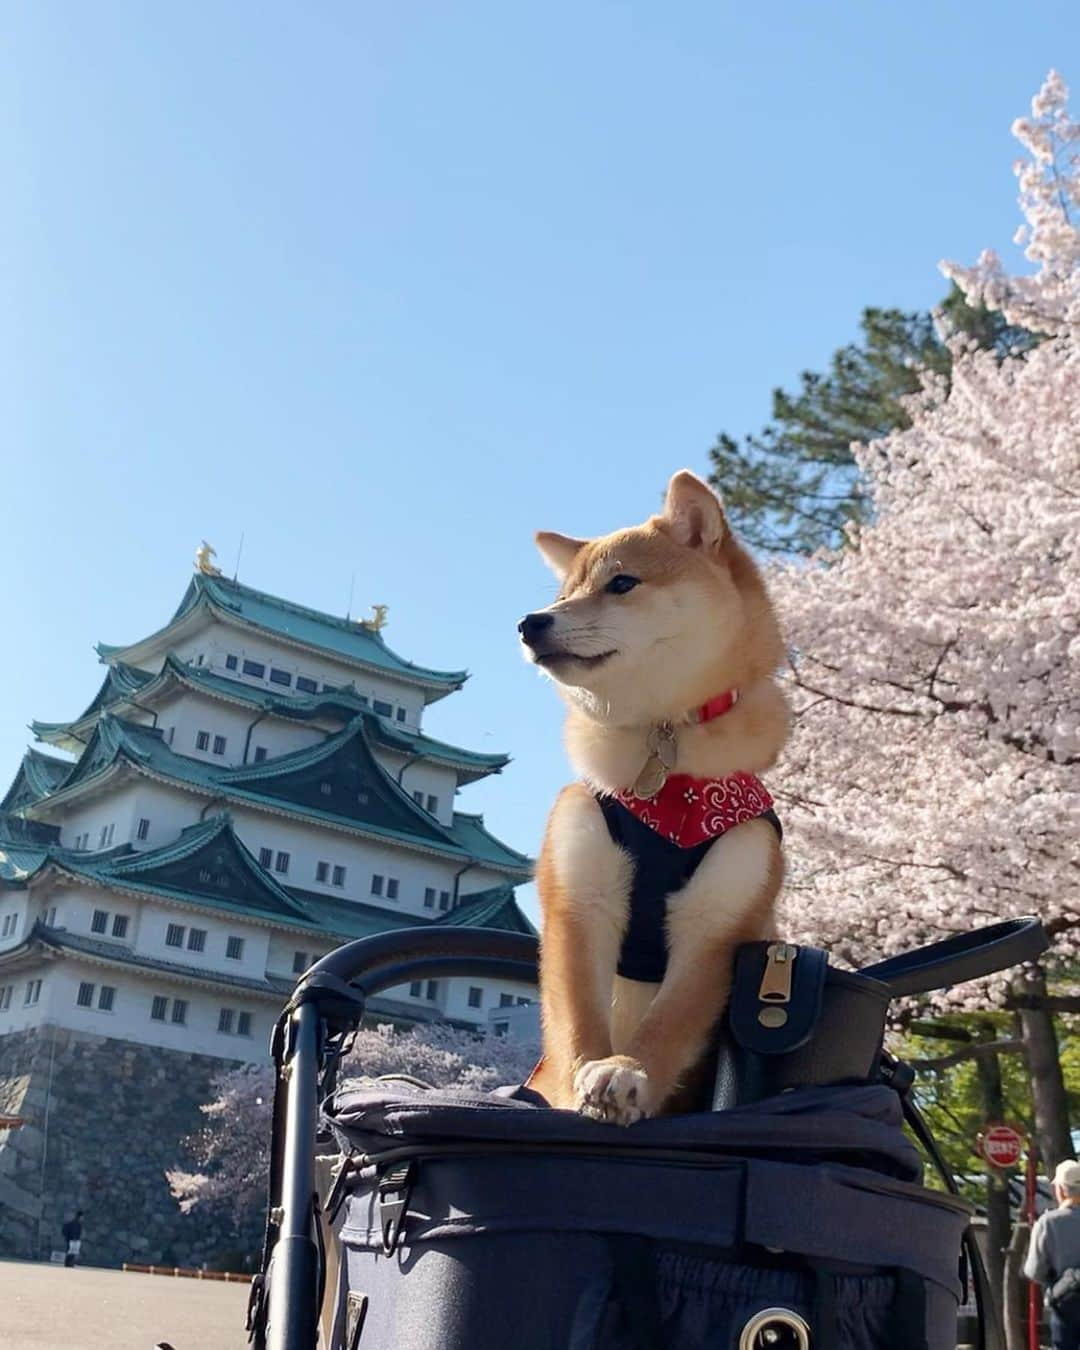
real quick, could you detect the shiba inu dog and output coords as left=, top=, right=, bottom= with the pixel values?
left=520, top=470, right=789, bottom=1124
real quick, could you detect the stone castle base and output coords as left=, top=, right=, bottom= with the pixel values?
left=0, top=1025, right=262, bottom=1270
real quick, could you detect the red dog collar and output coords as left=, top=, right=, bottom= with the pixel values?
left=693, top=688, right=739, bottom=723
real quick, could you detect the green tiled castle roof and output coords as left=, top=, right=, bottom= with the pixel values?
left=97, top=573, right=468, bottom=699
left=0, top=749, right=75, bottom=814
left=0, top=811, right=535, bottom=942
left=20, top=714, right=532, bottom=880
left=33, top=656, right=509, bottom=782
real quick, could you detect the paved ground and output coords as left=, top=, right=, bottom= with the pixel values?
left=0, top=1260, right=250, bottom=1350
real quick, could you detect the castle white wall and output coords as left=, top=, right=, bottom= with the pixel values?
left=167, top=620, right=427, bottom=730
left=5, top=959, right=275, bottom=1060
left=57, top=783, right=143, bottom=853
left=0, top=894, right=29, bottom=954
left=392, top=759, right=458, bottom=827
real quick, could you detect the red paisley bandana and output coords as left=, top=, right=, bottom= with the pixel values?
left=612, top=771, right=774, bottom=848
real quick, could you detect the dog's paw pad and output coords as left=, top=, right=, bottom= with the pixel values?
left=573, top=1056, right=651, bottom=1126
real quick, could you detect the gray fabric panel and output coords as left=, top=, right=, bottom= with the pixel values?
left=340, top=1155, right=744, bottom=1248
left=335, top=1239, right=959, bottom=1349
left=743, top=1159, right=968, bottom=1295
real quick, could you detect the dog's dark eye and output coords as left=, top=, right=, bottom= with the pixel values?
left=606, top=574, right=640, bottom=595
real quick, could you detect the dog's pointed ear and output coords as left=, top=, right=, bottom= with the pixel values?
left=535, top=531, right=586, bottom=579
left=661, top=471, right=727, bottom=551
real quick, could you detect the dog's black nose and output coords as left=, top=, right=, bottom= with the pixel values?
left=518, top=612, right=555, bottom=646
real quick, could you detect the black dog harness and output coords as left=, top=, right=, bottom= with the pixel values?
left=596, top=788, right=782, bottom=984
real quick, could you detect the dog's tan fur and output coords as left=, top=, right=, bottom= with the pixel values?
left=523, top=471, right=789, bottom=1123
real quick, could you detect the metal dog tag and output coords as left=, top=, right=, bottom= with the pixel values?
left=632, top=723, right=678, bottom=799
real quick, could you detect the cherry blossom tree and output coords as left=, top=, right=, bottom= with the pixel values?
left=169, top=1022, right=539, bottom=1221
left=769, top=71, right=1080, bottom=1169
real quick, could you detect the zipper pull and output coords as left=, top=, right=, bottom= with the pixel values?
left=757, top=943, right=797, bottom=1005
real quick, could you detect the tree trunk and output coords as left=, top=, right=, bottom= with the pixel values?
left=977, top=1044, right=1010, bottom=1331
left=1003, top=1223, right=1030, bottom=1350
left=1013, top=966, right=1074, bottom=1172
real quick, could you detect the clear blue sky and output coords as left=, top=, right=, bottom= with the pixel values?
left=3, top=3, right=1075, bottom=921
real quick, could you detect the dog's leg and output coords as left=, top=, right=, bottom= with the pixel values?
left=593, top=817, right=782, bottom=1123
left=531, top=785, right=631, bottom=1110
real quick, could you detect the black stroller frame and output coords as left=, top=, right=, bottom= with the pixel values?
left=250, top=928, right=540, bottom=1350
left=249, top=919, right=1048, bottom=1350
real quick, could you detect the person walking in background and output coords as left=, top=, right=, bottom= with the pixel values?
left=1026, top=1162, right=1080, bottom=1350
left=61, top=1211, right=83, bottom=1268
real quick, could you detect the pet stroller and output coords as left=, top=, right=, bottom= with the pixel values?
left=248, top=917, right=1047, bottom=1350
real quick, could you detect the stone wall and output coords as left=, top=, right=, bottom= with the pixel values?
left=0, top=1025, right=263, bottom=1269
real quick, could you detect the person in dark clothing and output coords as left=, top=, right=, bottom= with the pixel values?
left=61, top=1211, right=83, bottom=1268
left=1025, top=1161, right=1080, bottom=1350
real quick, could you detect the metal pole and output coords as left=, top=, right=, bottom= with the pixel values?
left=1026, top=1139, right=1039, bottom=1350
left=267, top=1003, right=320, bottom=1350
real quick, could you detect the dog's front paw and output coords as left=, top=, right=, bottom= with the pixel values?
left=573, top=1055, right=651, bottom=1125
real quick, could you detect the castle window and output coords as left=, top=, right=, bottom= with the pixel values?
left=357, top=694, right=369, bottom=706
left=199, top=869, right=212, bottom=883
left=426, top=795, right=438, bottom=814
left=0, top=986, right=11, bottom=1011
left=254, top=747, right=268, bottom=762
left=439, top=891, right=451, bottom=912
left=320, top=781, right=332, bottom=796
left=259, top=847, right=273, bottom=868
left=237, top=1012, right=252, bottom=1037
left=226, top=936, right=244, bottom=961
left=196, top=731, right=210, bottom=751
left=225, top=654, right=238, bottom=671
left=493, top=1022, right=508, bottom=1037
left=292, top=951, right=308, bottom=974
left=269, top=669, right=291, bottom=687
left=166, top=727, right=175, bottom=746
left=409, top=981, right=422, bottom=997
left=333, top=865, right=347, bottom=888
left=77, top=982, right=95, bottom=1008
left=499, top=994, right=514, bottom=1008
left=1, top=914, right=16, bottom=937
left=424, top=888, right=435, bottom=909
left=44, top=907, right=57, bottom=927
left=468, top=987, right=483, bottom=1009
left=99, top=986, right=116, bottom=1012
left=243, top=660, right=265, bottom=679
left=373, top=700, right=392, bottom=718
left=517, top=997, right=531, bottom=1006
left=315, top=861, right=329, bottom=883
left=370, top=875, right=384, bottom=897
left=217, top=1008, right=234, bottom=1034
left=91, top=910, right=108, bottom=935
left=150, top=995, right=168, bottom=1021
left=24, top=980, right=41, bottom=1006
left=425, top=981, right=439, bottom=1001
left=104, top=823, right=114, bottom=847
left=296, top=676, right=318, bottom=694
left=274, top=852, right=290, bottom=875
left=136, top=817, right=150, bottom=841
left=413, top=791, right=424, bottom=805
left=396, top=708, right=406, bottom=723
left=187, top=928, right=207, bottom=953
left=166, top=924, right=185, bottom=948
left=171, top=999, right=188, bottom=1026
left=112, top=915, right=129, bottom=940
left=212, top=735, right=227, bottom=756
left=98, top=825, right=109, bottom=848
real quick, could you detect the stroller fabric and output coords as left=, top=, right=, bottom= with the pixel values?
left=320, top=1080, right=971, bottom=1350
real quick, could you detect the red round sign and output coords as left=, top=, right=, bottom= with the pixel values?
left=982, top=1124, right=1025, bottom=1168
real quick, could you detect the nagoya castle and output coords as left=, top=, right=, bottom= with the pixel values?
left=0, top=545, right=535, bottom=1266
